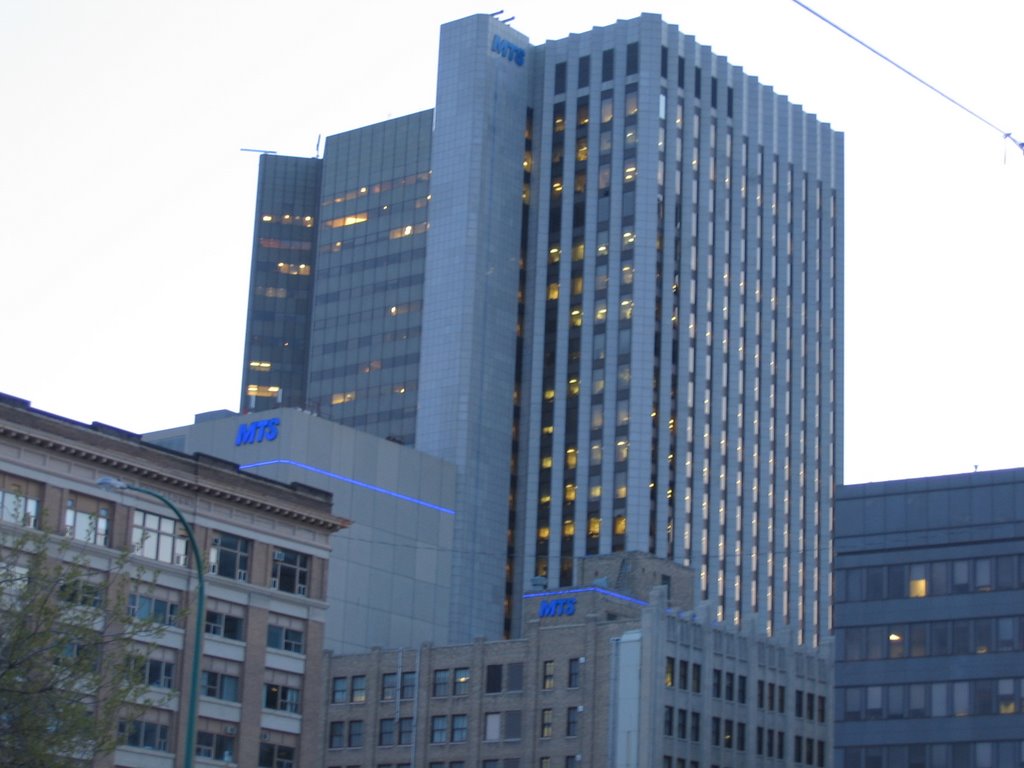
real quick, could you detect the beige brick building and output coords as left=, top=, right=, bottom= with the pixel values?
left=0, top=393, right=345, bottom=768
left=324, top=553, right=832, bottom=768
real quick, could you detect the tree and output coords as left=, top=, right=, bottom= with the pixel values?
left=0, top=519, right=168, bottom=768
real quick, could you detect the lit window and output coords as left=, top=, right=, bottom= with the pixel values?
left=276, top=262, right=311, bottom=276
left=249, top=360, right=272, bottom=371
left=326, top=212, right=368, bottom=228
left=908, top=564, right=928, bottom=597
left=246, top=384, right=280, bottom=398
left=261, top=214, right=273, bottom=222
left=264, top=683, right=300, bottom=714
left=332, top=392, right=356, bottom=405
left=614, top=515, right=627, bottom=535
left=588, top=518, right=600, bottom=536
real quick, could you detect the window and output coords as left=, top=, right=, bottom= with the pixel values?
left=205, top=610, right=244, bottom=640
left=665, top=657, right=675, bottom=687
left=351, top=675, right=367, bottom=702
left=210, top=532, right=250, bottom=581
left=196, top=731, right=235, bottom=761
left=145, top=658, right=175, bottom=689
left=129, top=594, right=178, bottom=626
left=398, top=717, right=413, bottom=745
left=264, top=684, right=300, bottom=714
left=259, top=744, right=295, bottom=768
left=0, top=476, right=40, bottom=527
left=507, top=662, right=524, bottom=692
left=347, top=720, right=364, bottom=747
left=118, top=720, right=169, bottom=751
left=431, top=715, right=448, bottom=743
left=542, top=660, right=555, bottom=689
left=267, top=625, right=305, bottom=654
left=485, top=712, right=501, bottom=741
left=540, top=708, right=553, bottom=738
left=486, top=664, right=503, bottom=693
left=65, top=498, right=109, bottom=546
left=451, top=714, right=468, bottom=742
left=379, top=718, right=395, bottom=746
left=568, top=658, right=581, bottom=688
left=505, top=711, right=522, bottom=740
left=453, top=667, right=470, bottom=695
left=691, top=663, right=701, bottom=693
left=202, top=671, right=239, bottom=701
left=712, top=669, right=722, bottom=697
left=132, top=509, right=186, bottom=564
left=382, top=672, right=397, bottom=700
left=433, top=669, right=450, bottom=697
left=566, top=707, right=579, bottom=737
left=401, top=671, right=416, bottom=699
left=271, top=548, right=310, bottom=595
left=329, top=721, right=345, bottom=749
left=332, top=677, right=348, bottom=704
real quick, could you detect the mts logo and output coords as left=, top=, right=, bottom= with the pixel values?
left=491, top=34, right=525, bottom=66
left=235, top=418, right=280, bottom=446
left=538, top=597, right=576, bottom=618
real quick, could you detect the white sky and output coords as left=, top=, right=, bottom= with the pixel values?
left=2, top=0, right=1022, bottom=485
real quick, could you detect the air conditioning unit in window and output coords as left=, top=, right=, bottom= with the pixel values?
left=223, top=725, right=238, bottom=735
left=273, top=551, right=286, bottom=561
left=208, top=563, right=218, bottom=575
left=270, top=577, right=279, bottom=589
left=297, top=584, right=307, bottom=596
left=577, top=705, right=585, bottom=712
left=237, top=569, right=248, bottom=582
left=175, top=554, right=189, bottom=566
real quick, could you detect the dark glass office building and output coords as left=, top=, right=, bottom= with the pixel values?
left=239, top=13, right=843, bottom=645
left=834, top=468, right=1024, bottom=767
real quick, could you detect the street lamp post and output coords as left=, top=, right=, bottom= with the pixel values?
left=98, top=477, right=204, bottom=768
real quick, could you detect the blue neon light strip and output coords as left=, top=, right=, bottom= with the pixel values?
left=238, top=458, right=455, bottom=515
left=522, top=585, right=649, bottom=607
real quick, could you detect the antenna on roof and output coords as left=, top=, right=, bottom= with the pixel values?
left=490, top=10, right=504, bottom=17
left=500, top=16, right=515, bottom=23
left=315, top=134, right=322, bottom=159
left=240, top=148, right=278, bottom=155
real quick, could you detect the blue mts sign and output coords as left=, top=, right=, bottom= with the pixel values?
left=491, top=34, right=525, bottom=66
left=538, top=597, right=576, bottom=618
left=235, top=418, right=279, bottom=446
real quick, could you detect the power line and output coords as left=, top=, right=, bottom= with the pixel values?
left=791, top=0, right=1024, bottom=155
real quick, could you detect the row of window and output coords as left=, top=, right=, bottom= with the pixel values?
left=329, top=707, right=583, bottom=751
left=840, top=740, right=1024, bottom=768
left=839, top=677, right=1024, bottom=721
left=120, top=719, right=295, bottom=768
left=839, top=615, right=1024, bottom=661
left=49, top=485, right=313, bottom=596
left=332, top=660, right=583, bottom=705
left=836, top=555, right=1024, bottom=602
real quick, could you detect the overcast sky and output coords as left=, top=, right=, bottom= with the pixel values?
left=2, top=0, right=1022, bottom=484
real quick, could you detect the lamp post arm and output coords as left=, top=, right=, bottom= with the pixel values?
left=104, top=480, right=204, bottom=768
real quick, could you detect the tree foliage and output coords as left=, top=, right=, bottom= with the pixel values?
left=0, top=522, right=167, bottom=768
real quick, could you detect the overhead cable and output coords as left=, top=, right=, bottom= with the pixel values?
left=791, top=0, right=1024, bottom=155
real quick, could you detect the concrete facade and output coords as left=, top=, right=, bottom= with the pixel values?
left=0, top=393, right=341, bottom=768
left=146, top=407, right=457, bottom=652
left=834, top=469, right=1024, bottom=767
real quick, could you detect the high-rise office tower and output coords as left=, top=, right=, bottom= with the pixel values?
left=240, top=13, right=843, bottom=646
